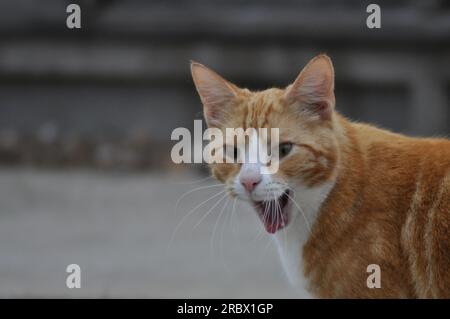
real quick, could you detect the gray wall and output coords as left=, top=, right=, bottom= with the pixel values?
left=0, top=0, right=449, bottom=168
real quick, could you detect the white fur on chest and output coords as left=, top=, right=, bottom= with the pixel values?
left=273, top=182, right=334, bottom=298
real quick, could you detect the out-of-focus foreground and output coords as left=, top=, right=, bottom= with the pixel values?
left=0, top=169, right=297, bottom=298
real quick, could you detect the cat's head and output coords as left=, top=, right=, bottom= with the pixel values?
left=191, top=54, right=339, bottom=234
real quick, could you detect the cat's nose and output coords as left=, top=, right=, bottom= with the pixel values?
left=240, top=175, right=262, bottom=193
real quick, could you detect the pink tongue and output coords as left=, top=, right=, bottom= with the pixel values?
left=255, top=195, right=289, bottom=234
left=262, top=211, right=281, bottom=234
left=265, top=223, right=279, bottom=234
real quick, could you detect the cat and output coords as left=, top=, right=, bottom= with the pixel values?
left=190, top=54, right=450, bottom=298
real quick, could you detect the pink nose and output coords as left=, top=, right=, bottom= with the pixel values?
left=240, top=176, right=262, bottom=193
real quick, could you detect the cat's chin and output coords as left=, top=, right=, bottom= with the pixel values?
left=252, top=190, right=291, bottom=234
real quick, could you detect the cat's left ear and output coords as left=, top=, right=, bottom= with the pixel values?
left=284, top=54, right=335, bottom=121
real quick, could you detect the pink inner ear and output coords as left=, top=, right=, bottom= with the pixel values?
left=206, top=109, right=219, bottom=122
left=313, top=101, right=332, bottom=120
left=285, top=55, right=335, bottom=120
left=191, top=63, right=238, bottom=127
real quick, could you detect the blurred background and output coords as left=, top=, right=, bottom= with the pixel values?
left=0, top=0, right=448, bottom=297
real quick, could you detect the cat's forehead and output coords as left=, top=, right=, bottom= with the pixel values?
left=246, top=88, right=285, bottom=111
left=234, top=88, right=287, bottom=129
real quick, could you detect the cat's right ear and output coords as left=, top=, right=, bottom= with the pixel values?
left=190, top=61, right=238, bottom=127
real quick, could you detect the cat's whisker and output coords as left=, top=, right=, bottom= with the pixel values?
left=252, top=199, right=265, bottom=241
left=257, top=197, right=272, bottom=240
left=229, top=197, right=238, bottom=239
left=257, top=229, right=274, bottom=264
left=210, top=197, right=229, bottom=258
left=167, top=189, right=227, bottom=252
left=275, top=190, right=288, bottom=250
left=270, top=189, right=287, bottom=250
left=274, top=200, right=281, bottom=232
left=285, top=191, right=312, bottom=235
left=219, top=201, right=233, bottom=277
left=170, top=174, right=214, bottom=185
left=257, top=200, right=269, bottom=239
left=174, top=183, right=224, bottom=217
left=253, top=198, right=269, bottom=241
left=192, top=192, right=229, bottom=230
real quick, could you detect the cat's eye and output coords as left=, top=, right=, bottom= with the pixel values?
left=278, top=142, right=293, bottom=159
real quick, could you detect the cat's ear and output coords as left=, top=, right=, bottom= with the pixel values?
left=284, top=54, right=335, bottom=121
left=190, top=61, right=239, bottom=127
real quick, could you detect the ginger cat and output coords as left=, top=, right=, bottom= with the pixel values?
left=190, top=54, right=450, bottom=298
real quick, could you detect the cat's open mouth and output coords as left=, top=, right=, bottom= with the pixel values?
left=253, top=190, right=291, bottom=234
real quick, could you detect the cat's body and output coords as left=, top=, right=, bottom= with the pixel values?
left=288, top=116, right=450, bottom=298
left=191, top=55, right=450, bottom=298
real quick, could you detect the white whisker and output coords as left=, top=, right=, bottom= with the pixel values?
left=170, top=174, right=214, bottom=185
left=285, top=191, right=312, bottom=235
left=167, top=189, right=227, bottom=252
left=174, top=183, right=223, bottom=217
left=210, top=197, right=229, bottom=257
left=192, top=193, right=228, bottom=230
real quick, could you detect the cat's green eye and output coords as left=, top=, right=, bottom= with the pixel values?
left=278, top=142, right=293, bottom=159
